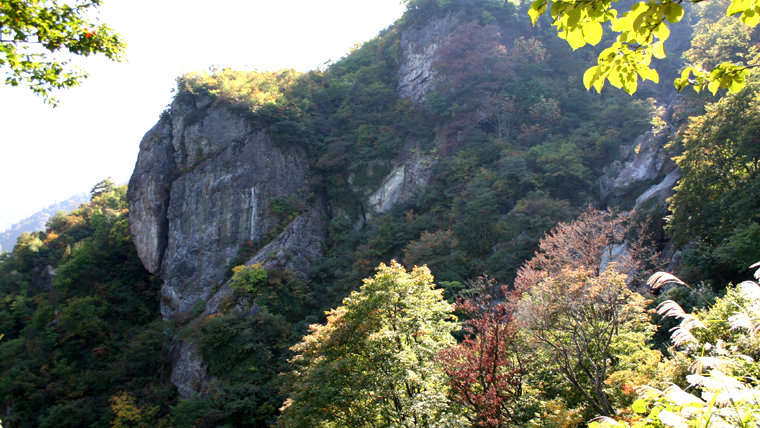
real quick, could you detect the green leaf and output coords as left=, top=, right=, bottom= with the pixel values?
left=624, top=75, right=638, bottom=94
left=593, top=73, right=606, bottom=92
left=566, top=28, right=587, bottom=50
left=652, top=41, right=666, bottom=59
left=648, top=68, right=660, bottom=83
left=529, top=0, right=546, bottom=25
left=728, top=76, right=745, bottom=93
left=743, top=9, right=760, bottom=26
left=639, top=66, right=659, bottom=83
left=629, top=1, right=648, bottom=16
left=611, top=16, right=631, bottom=32
left=632, top=399, right=648, bottom=414
left=664, top=3, right=684, bottom=23
left=528, top=8, right=542, bottom=26
left=727, top=0, right=745, bottom=16
left=567, top=7, right=582, bottom=27
left=584, top=21, right=604, bottom=45
left=609, top=71, right=623, bottom=88
left=708, top=78, right=721, bottom=95
left=584, top=66, right=599, bottom=89
left=653, top=22, right=670, bottom=41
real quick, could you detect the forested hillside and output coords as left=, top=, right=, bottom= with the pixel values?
left=1, top=0, right=759, bottom=426
left=0, top=192, right=89, bottom=253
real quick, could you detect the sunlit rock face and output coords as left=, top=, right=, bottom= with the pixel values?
left=128, top=97, right=311, bottom=320
left=397, top=15, right=457, bottom=102
left=599, top=128, right=677, bottom=205
left=365, top=149, right=436, bottom=215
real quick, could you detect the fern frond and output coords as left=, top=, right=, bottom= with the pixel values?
left=687, top=370, right=745, bottom=392
left=592, top=416, right=627, bottom=427
left=738, top=280, right=760, bottom=303
left=635, top=385, right=664, bottom=398
left=664, top=384, right=703, bottom=406
left=728, top=311, right=759, bottom=335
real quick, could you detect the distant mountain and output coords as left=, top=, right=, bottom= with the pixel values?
left=0, top=193, right=89, bottom=252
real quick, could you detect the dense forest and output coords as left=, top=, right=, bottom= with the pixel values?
left=2, top=0, right=760, bottom=426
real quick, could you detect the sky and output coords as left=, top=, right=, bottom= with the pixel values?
left=0, top=0, right=407, bottom=230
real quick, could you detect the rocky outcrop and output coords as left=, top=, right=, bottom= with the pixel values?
left=128, top=97, right=313, bottom=320
left=634, top=169, right=682, bottom=211
left=397, top=15, right=457, bottom=102
left=128, top=118, right=175, bottom=274
left=169, top=339, right=214, bottom=398
left=599, top=128, right=676, bottom=204
left=202, top=199, right=328, bottom=318
left=366, top=149, right=435, bottom=214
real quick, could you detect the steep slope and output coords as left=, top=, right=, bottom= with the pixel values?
left=124, top=0, right=692, bottom=421
left=0, top=192, right=89, bottom=252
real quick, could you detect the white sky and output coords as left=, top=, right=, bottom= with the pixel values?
left=0, top=0, right=406, bottom=230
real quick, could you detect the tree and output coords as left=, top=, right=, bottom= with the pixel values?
left=517, top=266, right=658, bottom=417
left=1, top=0, right=125, bottom=105
left=433, top=20, right=512, bottom=95
left=667, top=80, right=760, bottom=243
left=510, top=208, right=661, bottom=418
left=514, top=207, right=652, bottom=292
left=278, top=261, right=467, bottom=428
left=90, top=177, right=116, bottom=198
left=438, top=277, right=527, bottom=428
left=528, top=0, right=758, bottom=94
left=666, top=78, right=760, bottom=282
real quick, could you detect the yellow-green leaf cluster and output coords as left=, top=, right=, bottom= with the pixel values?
left=674, top=62, right=751, bottom=94
left=0, top=0, right=126, bottom=105
left=177, top=67, right=302, bottom=113
left=529, top=0, right=617, bottom=50
left=530, top=0, right=757, bottom=94
left=727, top=0, right=760, bottom=26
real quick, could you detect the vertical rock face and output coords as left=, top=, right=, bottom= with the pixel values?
left=169, top=339, right=213, bottom=398
left=599, top=128, right=677, bottom=204
left=366, top=149, right=435, bottom=214
left=128, top=118, right=175, bottom=274
left=127, top=16, right=459, bottom=396
left=128, top=97, right=311, bottom=320
left=202, top=199, right=328, bottom=318
left=397, top=15, right=457, bottom=102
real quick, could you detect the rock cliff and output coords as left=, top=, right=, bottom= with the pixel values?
left=397, top=15, right=457, bottom=102
left=128, top=97, right=315, bottom=320
left=599, top=127, right=677, bottom=208
left=128, top=37, right=444, bottom=392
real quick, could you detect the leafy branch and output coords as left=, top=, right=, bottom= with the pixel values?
left=529, top=0, right=760, bottom=94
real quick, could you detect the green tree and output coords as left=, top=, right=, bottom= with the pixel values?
left=666, top=78, right=760, bottom=283
left=1, top=0, right=126, bottom=105
left=528, top=0, right=758, bottom=94
left=517, top=266, right=659, bottom=417
left=278, top=261, right=467, bottom=428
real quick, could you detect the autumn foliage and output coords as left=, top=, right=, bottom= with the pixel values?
left=514, top=208, right=654, bottom=293
left=438, top=277, right=526, bottom=427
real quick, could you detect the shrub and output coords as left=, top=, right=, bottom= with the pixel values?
left=229, top=264, right=268, bottom=294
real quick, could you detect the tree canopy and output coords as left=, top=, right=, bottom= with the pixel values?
left=0, top=0, right=125, bottom=105
left=279, top=261, right=466, bottom=428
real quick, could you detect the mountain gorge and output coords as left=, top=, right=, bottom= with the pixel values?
left=2, top=0, right=760, bottom=426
